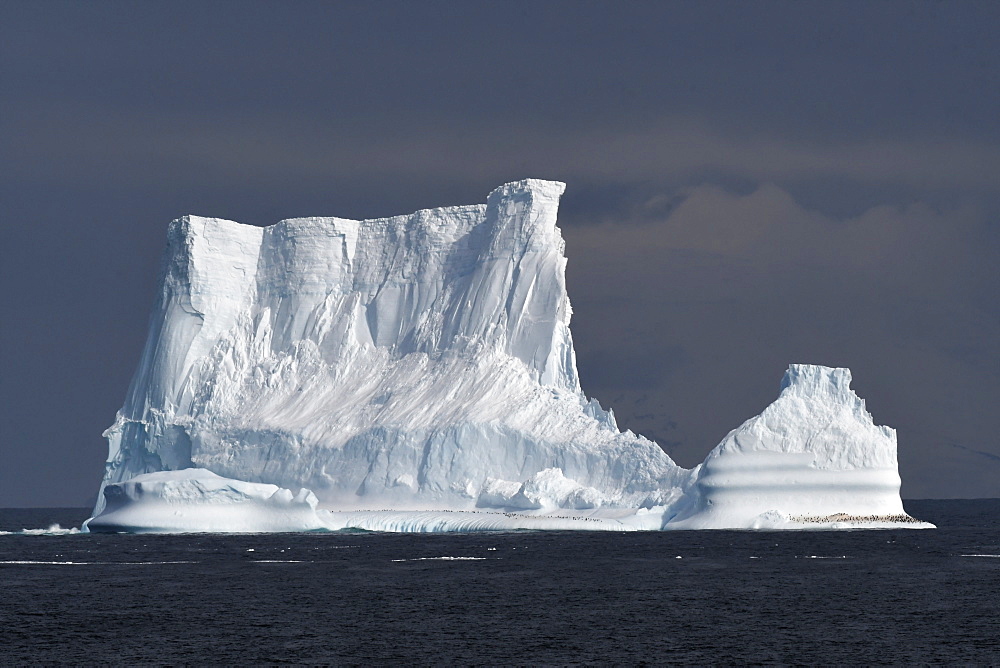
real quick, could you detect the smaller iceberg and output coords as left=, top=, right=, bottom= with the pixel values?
left=665, top=365, right=931, bottom=529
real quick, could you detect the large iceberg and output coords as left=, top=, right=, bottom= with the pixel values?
left=86, top=179, right=929, bottom=532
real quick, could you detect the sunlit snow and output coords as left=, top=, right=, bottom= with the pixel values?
left=84, top=180, right=931, bottom=532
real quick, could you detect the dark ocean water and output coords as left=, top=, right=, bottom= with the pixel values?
left=1, top=500, right=998, bottom=665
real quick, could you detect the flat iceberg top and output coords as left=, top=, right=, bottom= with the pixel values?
left=89, top=178, right=924, bottom=532
left=177, top=178, right=566, bottom=233
left=781, top=363, right=853, bottom=396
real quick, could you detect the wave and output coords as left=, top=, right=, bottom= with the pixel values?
left=0, top=524, right=82, bottom=536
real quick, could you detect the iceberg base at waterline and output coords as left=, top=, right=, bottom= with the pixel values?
left=84, top=468, right=669, bottom=533
left=662, top=451, right=929, bottom=530
left=84, top=453, right=933, bottom=533
left=84, top=466, right=931, bottom=533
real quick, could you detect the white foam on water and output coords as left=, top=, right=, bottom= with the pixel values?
left=960, top=554, right=1000, bottom=558
left=0, top=560, right=197, bottom=565
left=0, top=524, right=83, bottom=536
left=800, top=555, right=849, bottom=559
left=390, top=556, right=490, bottom=562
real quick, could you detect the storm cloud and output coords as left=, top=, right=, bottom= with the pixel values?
left=1, top=1, right=997, bottom=504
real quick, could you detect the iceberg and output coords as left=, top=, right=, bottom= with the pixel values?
left=665, top=365, right=923, bottom=529
left=85, top=179, right=930, bottom=532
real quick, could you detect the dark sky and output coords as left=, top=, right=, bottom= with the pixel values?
left=2, top=1, right=998, bottom=506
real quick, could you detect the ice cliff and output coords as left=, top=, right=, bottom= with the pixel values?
left=87, top=179, right=928, bottom=532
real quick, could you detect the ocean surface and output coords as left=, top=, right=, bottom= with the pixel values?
left=1, top=500, right=998, bottom=665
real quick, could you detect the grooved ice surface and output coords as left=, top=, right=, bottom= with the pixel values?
left=88, top=180, right=926, bottom=532
left=97, top=180, right=681, bottom=515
